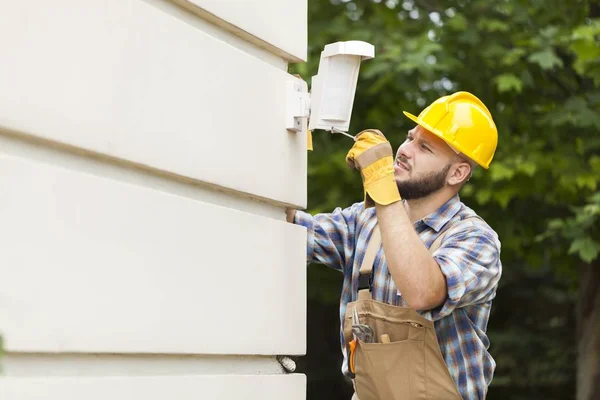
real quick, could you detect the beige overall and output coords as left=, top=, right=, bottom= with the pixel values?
left=344, top=223, right=464, bottom=400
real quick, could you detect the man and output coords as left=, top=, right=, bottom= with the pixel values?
left=287, top=91, right=502, bottom=399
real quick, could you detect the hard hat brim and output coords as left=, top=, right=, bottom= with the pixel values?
left=402, top=110, right=490, bottom=169
left=402, top=110, right=458, bottom=153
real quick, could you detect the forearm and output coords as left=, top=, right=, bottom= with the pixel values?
left=288, top=205, right=363, bottom=271
left=375, top=202, right=446, bottom=310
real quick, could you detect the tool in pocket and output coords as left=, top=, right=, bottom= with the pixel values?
left=348, top=305, right=375, bottom=376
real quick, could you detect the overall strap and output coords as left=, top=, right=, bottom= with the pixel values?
left=357, top=225, right=381, bottom=301
left=360, top=225, right=381, bottom=275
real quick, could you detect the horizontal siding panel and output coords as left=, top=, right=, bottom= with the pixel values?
left=2, top=353, right=283, bottom=376
left=0, top=0, right=306, bottom=208
left=0, top=156, right=306, bottom=355
left=0, top=375, right=306, bottom=400
left=182, top=0, right=307, bottom=61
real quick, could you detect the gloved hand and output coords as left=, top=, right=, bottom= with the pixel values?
left=346, top=129, right=401, bottom=208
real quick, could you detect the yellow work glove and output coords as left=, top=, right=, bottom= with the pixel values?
left=346, top=129, right=401, bottom=208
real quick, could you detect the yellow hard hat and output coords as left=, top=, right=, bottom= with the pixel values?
left=402, top=91, right=498, bottom=169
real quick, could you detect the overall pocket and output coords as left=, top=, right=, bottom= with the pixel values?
left=352, top=314, right=427, bottom=400
left=355, top=338, right=426, bottom=400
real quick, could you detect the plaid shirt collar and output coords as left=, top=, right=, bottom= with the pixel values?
left=417, top=194, right=462, bottom=232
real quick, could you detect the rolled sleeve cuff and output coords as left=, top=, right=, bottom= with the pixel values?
left=424, top=255, right=466, bottom=321
left=294, top=210, right=315, bottom=264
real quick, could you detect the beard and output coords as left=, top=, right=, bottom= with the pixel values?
left=396, top=164, right=451, bottom=200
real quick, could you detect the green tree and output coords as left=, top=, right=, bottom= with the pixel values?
left=292, top=1, right=600, bottom=399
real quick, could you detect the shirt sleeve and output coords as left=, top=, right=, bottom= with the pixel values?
left=425, top=221, right=502, bottom=321
left=293, top=202, right=364, bottom=272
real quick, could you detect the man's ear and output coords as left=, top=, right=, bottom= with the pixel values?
left=447, top=162, right=471, bottom=186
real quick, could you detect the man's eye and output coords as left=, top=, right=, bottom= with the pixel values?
left=421, top=144, right=431, bottom=152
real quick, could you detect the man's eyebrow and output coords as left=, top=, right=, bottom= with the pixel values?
left=408, top=129, right=436, bottom=149
left=416, top=136, right=436, bottom=150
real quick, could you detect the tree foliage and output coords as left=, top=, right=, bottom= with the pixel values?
left=292, top=1, right=600, bottom=398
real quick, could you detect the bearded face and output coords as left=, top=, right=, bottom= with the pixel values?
left=393, top=125, right=475, bottom=200
left=394, top=157, right=451, bottom=200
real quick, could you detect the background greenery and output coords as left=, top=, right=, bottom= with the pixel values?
left=290, top=1, right=600, bottom=399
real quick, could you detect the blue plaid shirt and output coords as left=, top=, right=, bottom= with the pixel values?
left=294, top=195, right=502, bottom=400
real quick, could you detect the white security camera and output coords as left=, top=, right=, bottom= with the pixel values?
left=286, top=41, right=375, bottom=136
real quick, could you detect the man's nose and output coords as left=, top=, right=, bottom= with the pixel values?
left=396, top=143, right=412, bottom=160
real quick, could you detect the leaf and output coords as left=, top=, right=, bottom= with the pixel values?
left=565, top=97, right=600, bottom=129
left=548, top=219, right=565, bottom=230
left=539, top=26, right=560, bottom=40
left=591, top=193, right=600, bottom=203
left=570, top=40, right=600, bottom=66
left=494, top=73, right=523, bottom=93
left=457, top=29, right=480, bottom=45
left=482, top=44, right=508, bottom=60
left=447, top=13, right=468, bottom=31
left=518, top=161, right=537, bottom=177
left=494, top=188, right=516, bottom=209
left=476, top=189, right=492, bottom=205
left=490, top=161, right=516, bottom=181
left=539, top=97, right=600, bottom=129
left=571, top=19, right=600, bottom=41
left=520, top=69, right=535, bottom=88
left=575, top=175, right=598, bottom=191
left=502, top=48, right=527, bottom=66
left=590, top=156, right=600, bottom=173
left=477, top=18, right=510, bottom=32
left=576, top=137, right=585, bottom=155
left=568, top=237, right=600, bottom=263
left=528, top=48, right=564, bottom=70
left=582, top=203, right=600, bottom=217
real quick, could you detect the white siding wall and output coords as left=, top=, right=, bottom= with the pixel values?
left=0, top=0, right=307, bottom=398
left=0, top=376, right=306, bottom=400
